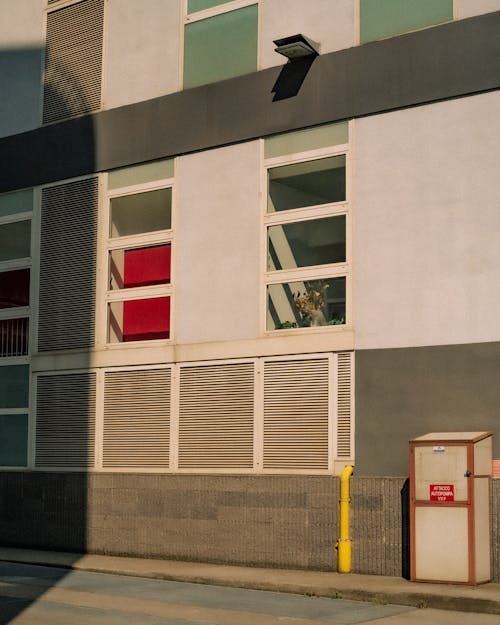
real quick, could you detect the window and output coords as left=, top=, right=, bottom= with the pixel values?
left=105, top=160, right=174, bottom=344
left=184, top=0, right=258, bottom=89
left=0, top=189, right=32, bottom=468
left=359, top=0, right=453, bottom=44
left=264, top=123, right=349, bottom=331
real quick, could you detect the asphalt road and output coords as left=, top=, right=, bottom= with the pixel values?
left=0, top=561, right=498, bottom=625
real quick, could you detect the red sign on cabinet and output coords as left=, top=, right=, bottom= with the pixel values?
left=429, top=484, right=455, bottom=502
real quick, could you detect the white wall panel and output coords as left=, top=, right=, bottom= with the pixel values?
left=0, top=0, right=44, bottom=138
left=260, top=0, right=355, bottom=70
left=455, top=0, right=500, bottom=19
left=175, top=142, right=260, bottom=343
left=104, top=0, right=182, bottom=109
left=354, top=92, right=500, bottom=349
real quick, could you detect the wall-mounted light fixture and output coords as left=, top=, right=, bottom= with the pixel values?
left=274, top=34, right=319, bottom=60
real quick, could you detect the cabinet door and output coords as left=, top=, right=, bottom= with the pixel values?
left=414, top=444, right=468, bottom=502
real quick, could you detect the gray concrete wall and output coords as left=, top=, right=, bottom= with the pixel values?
left=1, top=472, right=498, bottom=580
left=355, top=342, right=500, bottom=476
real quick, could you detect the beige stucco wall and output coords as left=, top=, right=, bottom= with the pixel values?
left=0, top=0, right=44, bottom=138
left=104, top=0, right=182, bottom=110
left=175, top=141, right=261, bottom=344
left=455, top=0, right=500, bottom=19
left=353, top=91, right=500, bottom=349
left=260, top=0, right=355, bottom=69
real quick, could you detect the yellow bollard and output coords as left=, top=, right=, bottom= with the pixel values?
left=337, top=464, right=354, bottom=573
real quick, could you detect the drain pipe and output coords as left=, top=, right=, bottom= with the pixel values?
left=337, top=464, right=354, bottom=573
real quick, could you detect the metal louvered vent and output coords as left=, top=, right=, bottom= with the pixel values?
left=179, top=362, right=254, bottom=468
left=35, top=372, right=96, bottom=467
left=39, top=178, right=98, bottom=352
left=43, top=0, right=104, bottom=123
left=336, top=352, right=353, bottom=458
left=103, top=369, right=171, bottom=468
left=263, top=358, right=329, bottom=469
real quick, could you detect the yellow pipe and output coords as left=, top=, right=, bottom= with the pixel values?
left=337, top=464, right=354, bottom=573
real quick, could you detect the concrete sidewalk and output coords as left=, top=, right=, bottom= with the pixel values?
left=0, top=547, right=499, bottom=616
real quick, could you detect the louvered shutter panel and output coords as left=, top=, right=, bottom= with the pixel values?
left=43, top=0, right=104, bottom=123
left=263, top=358, right=329, bottom=469
left=39, top=178, right=98, bottom=351
left=35, top=372, right=96, bottom=467
left=103, top=369, right=171, bottom=468
left=336, top=352, right=354, bottom=459
left=179, top=362, right=254, bottom=468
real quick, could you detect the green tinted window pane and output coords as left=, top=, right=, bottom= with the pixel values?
left=0, top=189, right=33, bottom=219
left=0, top=414, right=28, bottom=466
left=264, top=123, right=348, bottom=159
left=0, top=365, right=29, bottom=408
left=268, top=156, right=345, bottom=213
left=267, top=277, right=346, bottom=330
left=184, top=4, right=258, bottom=88
left=360, top=0, right=453, bottom=44
left=108, top=159, right=174, bottom=190
left=268, top=216, right=346, bottom=271
left=0, top=220, right=31, bottom=262
left=188, top=0, right=234, bottom=13
left=110, top=188, right=172, bottom=237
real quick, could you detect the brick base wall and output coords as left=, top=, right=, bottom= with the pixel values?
left=0, top=472, right=498, bottom=580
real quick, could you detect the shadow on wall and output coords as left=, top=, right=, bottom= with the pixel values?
left=0, top=46, right=95, bottom=624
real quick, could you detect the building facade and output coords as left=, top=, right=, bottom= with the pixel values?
left=0, top=0, right=499, bottom=577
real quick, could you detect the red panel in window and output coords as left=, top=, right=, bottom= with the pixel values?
left=0, top=269, right=30, bottom=309
left=123, top=245, right=171, bottom=288
left=123, top=297, right=170, bottom=342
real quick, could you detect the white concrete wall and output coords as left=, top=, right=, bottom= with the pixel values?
left=104, top=0, right=182, bottom=110
left=175, top=141, right=261, bottom=344
left=455, top=0, right=500, bottom=19
left=260, top=0, right=355, bottom=70
left=0, top=0, right=44, bottom=138
left=353, top=91, right=500, bottom=349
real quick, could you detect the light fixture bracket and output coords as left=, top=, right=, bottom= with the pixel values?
left=273, top=34, right=319, bottom=60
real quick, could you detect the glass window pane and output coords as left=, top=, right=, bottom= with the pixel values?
left=0, top=269, right=30, bottom=309
left=264, top=123, right=348, bottom=160
left=0, top=220, right=31, bottom=261
left=108, top=297, right=170, bottom=342
left=184, top=4, right=258, bottom=88
left=360, top=0, right=453, bottom=44
left=108, top=159, right=174, bottom=190
left=0, top=414, right=28, bottom=466
left=188, top=0, right=235, bottom=13
left=0, top=365, right=29, bottom=408
left=0, top=189, right=33, bottom=219
left=268, top=216, right=346, bottom=271
left=110, top=188, right=172, bottom=238
left=0, top=318, right=29, bottom=357
left=268, top=156, right=346, bottom=213
left=109, top=244, right=171, bottom=290
left=267, top=277, right=346, bottom=330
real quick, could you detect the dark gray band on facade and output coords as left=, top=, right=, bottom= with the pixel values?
left=355, top=341, right=500, bottom=477
left=1, top=11, right=499, bottom=193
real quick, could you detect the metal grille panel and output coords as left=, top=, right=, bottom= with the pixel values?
left=35, top=372, right=96, bottom=467
left=336, top=352, right=354, bottom=458
left=43, top=0, right=104, bottom=123
left=179, top=362, right=254, bottom=468
left=39, top=178, right=98, bottom=351
left=103, top=369, right=171, bottom=468
left=264, top=358, right=329, bottom=469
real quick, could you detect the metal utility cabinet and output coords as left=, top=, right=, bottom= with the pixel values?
left=409, top=431, right=492, bottom=584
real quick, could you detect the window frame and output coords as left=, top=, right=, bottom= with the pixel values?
left=103, top=176, right=175, bottom=347
left=181, top=0, right=260, bottom=90
left=0, top=192, right=34, bottom=468
left=262, top=136, right=351, bottom=334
